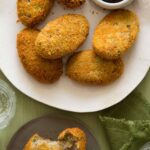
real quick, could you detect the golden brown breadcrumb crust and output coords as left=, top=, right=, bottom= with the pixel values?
left=58, top=128, right=86, bottom=150
left=59, top=0, right=85, bottom=8
left=17, top=0, right=54, bottom=27
left=93, top=9, right=139, bottom=60
left=17, top=28, right=63, bottom=83
left=35, top=14, right=89, bottom=59
left=66, top=50, right=124, bottom=85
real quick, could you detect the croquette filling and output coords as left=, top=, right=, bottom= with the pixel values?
left=60, top=134, right=79, bottom=150
left=31, top=134, right=79, bottom=150
left=32, top=135, right=40, bottom=143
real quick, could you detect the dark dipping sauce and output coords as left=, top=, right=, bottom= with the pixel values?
left=103, top=0, right=123, bottom=3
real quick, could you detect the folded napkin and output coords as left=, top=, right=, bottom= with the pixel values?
left=99, top=92, right=150, bottom=150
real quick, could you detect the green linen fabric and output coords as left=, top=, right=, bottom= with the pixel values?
left=100, top=92, right=150, bottom=150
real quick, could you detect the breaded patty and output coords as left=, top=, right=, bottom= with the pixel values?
left=66, top=50, right=124, bottom=85
left=59, top=0, right=85, bottom=8
left=93, top=9, right=139, bottom=60
left=35, top=14, right=89, bottom=59
left=58, top=128, right=86, bottom=150
left=17, top=0, right=53, bottom=27
left=17, top=28, right=63, bottom=83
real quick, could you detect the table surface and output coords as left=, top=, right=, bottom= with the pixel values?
left=0, top=70, right=150, bottom=150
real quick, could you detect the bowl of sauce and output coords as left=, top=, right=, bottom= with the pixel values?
left=92, top=0, right=134, bottom=9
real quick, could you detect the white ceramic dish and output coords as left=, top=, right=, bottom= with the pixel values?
left=92, top=0, right=134, bottom=9
left=0, top=0, right=150, bottom=113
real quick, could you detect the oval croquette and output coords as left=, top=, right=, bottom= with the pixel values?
left=17, top=28, right=63, bottom=83
left=60, top=0, right=85, bottom=8
left=17, top=0, right=54, bottom=27
left=35, top=14, right=89, bottom=59
left=66, top=50, right=124, bottom=85
left=93, top=9, right=139, bottom=60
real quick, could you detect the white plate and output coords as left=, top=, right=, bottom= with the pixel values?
left=0, top=0, right=150, bottom=113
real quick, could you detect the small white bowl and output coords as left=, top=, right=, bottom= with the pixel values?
left=92, top=0, right=134, bottom=10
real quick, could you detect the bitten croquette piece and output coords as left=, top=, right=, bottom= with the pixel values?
left=17, top=28, right=63, bottom=83
left=59, top=0, right=85, bottom=8
left=23, top=128, right=86, bottom=150
left=93, top=9, right=139, bottom=60
left=35, top=14, right=89, bottom=59
left=17, top=0, right=54, bottom=27
left=23, top=134, right=63, bottom=150
left=58, top=128, right=87, bottom=150
left=66, top=50, right=124, bottom=85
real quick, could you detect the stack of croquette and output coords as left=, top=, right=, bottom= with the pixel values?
left=17, top=0, right=139, bottom=85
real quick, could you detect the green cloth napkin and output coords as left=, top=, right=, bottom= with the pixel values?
left=100, top=92, right=150, bottom=150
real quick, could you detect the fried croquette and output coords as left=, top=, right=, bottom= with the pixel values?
left=93, top=9, right=139, bottom=60
left=66, top=50, right=124, bottom=85
left=17, top=0, right=54, bottom=27
left=17, top=28, right=63, bottom=83
left=23, top=128, right=86, bottom=150
left=58, top=128, right=86, bottom=150
left=59, top=0, right=85, bottom=8
left=35, top=14, right=89, bottom=59
left=23, top=134, right=63, bottom=150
